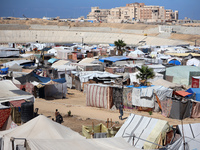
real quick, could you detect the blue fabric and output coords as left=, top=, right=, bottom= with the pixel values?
left=168, top=60, right=181, bottom=65
left=48, top=58, right=59, bottom=64
left=0, top=67, right=9, bottom=74
left=33, top=72, right=51, bottom=83
left=109, top=44, right=115, bottom=46
left=52, top=78, right=66, bottom=83
left=99, top=56, right=129, bottom=62
left=186, top=88, right=200, bottom=102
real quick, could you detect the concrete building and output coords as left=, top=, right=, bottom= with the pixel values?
left=87, top=3, right=178, bottom=23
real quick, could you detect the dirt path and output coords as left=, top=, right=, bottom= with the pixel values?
left=34, top=88, right=200, bottom=135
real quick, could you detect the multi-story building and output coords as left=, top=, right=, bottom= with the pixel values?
left=87, top=3, right=178, bottom=23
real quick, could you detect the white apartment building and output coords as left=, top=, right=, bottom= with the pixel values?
left=87, top=3, right=178, bottom=23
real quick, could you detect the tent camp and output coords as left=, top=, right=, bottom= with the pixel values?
left=166, top=66, right=200, bottom=86
left=0, top=115, right=84, bottom=150
left=115, top=113, right=171, bottom=149
left=0, top=80, right=34, bottom=103
left=168, top=123, right=200, bottom=150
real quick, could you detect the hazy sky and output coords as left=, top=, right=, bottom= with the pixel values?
left=1, top=0, right=200, bottom=20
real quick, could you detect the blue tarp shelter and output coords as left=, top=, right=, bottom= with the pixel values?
left=99, top=56, right=129, bottom=63
left=186, top=88, right=200, bottom=102
left=0, top=67, right=9, bottom=74
left=168, top=59, right=181, bottom=65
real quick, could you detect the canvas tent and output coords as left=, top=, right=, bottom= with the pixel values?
left=26, top=137, right=139, bottom=150
left=186, top=58, right=200, bottom=67
left=166, top=66, right=200, bottom=86
left=168, top=123, right=200, bottom=150
left=0, top=80, right=34, bottom=103
left=0, top=115, right=84, bottom=150
left=115, top=113, right=171, bottom=149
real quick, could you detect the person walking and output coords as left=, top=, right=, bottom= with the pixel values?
left=119, top=102, right=124, bottom=120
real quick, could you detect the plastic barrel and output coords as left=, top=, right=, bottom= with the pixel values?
left=21, top=102, right=34, bottom=123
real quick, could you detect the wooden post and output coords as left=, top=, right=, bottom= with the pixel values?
left=92, top=122, right=94, bottom=138
left=107, top=118, right=109, bottom=128
left=111, top=118, right=112, bottom=127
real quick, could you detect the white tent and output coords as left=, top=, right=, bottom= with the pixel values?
left=115, top=113, right=171, bottom=149
left=0, top=80, right=34, bottom=103
left=128, top=50, right=145, bottom=58
left=186, top=58, right=200, bottom=67
left=27, top=137, right=140, bottom=150
left=0, top=115, right=84, bottom=150
left=168, top=123, right=200, bottom=150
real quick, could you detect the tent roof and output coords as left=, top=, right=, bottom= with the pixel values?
left=151, top=79, right=181, bottom=88
left=78, top=58, right=96, bottom=64
left=0, top=80, right=34, bottom=103
left=0, top=115, right=84, bottom=140
left=51, top=60, right=71, bottom=67
left=99, top=56, right=130, bottom=62
left=115, top=113, right=170, bottom=149
left=27, top=137, right=139, bottom=150
left=175, top=91, right=192, bottom=97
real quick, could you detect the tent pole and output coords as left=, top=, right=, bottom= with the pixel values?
left=181, top=119, right=186, bottom=150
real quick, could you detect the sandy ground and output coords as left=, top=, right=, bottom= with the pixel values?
left=35, top=88, right=200, bottom=136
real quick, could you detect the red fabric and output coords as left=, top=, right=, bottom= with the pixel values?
left=10, top=100, right=26, bottom=107
left=192, top=77, right=200, bottom=88
left=0, top=108, right=11, bottom=128
left=175, top=91, right=192, bottom=97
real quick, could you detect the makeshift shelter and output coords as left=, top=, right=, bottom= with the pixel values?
left=186, top=58, right=200, bottom=67
left=85, top=84, right=112, bottom=109
left=3, top=60, right=34, bottom=67
left=0, top=115, right=84, bottom=150
left=128, top=50, right=145, bottom=58
left=168, top=123, right=200, bottom=150
left=0, top=47, right=20, bottom=58
left=168, top=59, right=181, bottom=65
left=71, top=63, right=104, bottom=71
left=115, top=113, right=171, bottom=149
left=0, top=80, right=34, bottom=103
left=131, top=85, right=173, bottom=108
left=166, top=66, right=200, bottom=86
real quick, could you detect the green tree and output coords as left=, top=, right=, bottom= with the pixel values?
left=114, top=39, right=126, bottom=56
left=136, top=65, right=155, bottom=86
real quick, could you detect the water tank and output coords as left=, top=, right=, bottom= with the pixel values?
left=21, top=102, right=34, bottom=123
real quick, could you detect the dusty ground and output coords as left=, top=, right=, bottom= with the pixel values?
left=35, top=88, right=200, bottom=136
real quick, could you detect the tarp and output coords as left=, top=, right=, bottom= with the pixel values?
left=175, top=91, right=192, bottom=97
left=0, top=67, right=9, bottom=75
left=152, top=78, right=181, bottom=88
left=85, top=84, right=111, bottom=109
left=99, top=56, right=129, bottom=62
left=0, top=80, right=34, bottom=103
left=115, top=113, right=170, bottom=149
left=186, top=88, right=200, bottom=102
left=48, top=58, right=59, bottom=64
left=131, top=85, right=173, bottom=108
left=0, top=115, right=84, bottom=150
left=168, top=59, right=181, bottom=65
